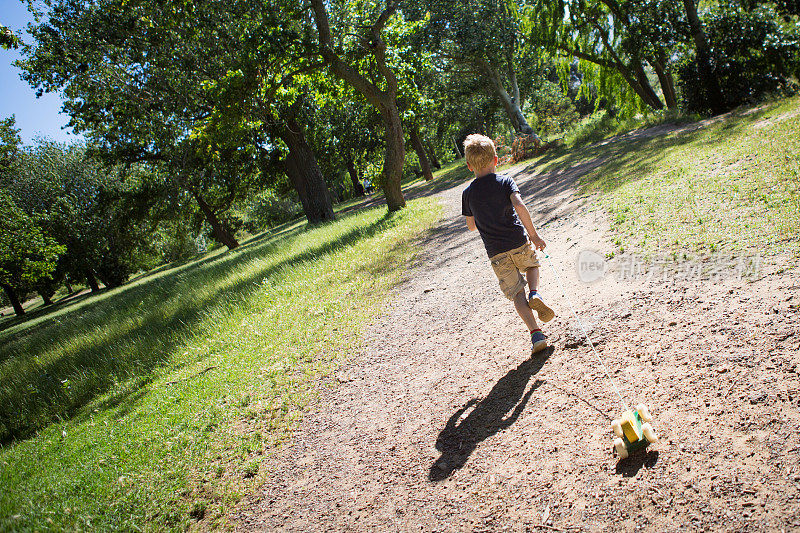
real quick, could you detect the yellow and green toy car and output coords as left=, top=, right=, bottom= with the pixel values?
left=611, top=404, right=658, bottom=459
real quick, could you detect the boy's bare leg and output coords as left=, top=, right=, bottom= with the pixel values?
left=513, top=290, right=539, bottom=332
left=526, top=265, right=555, bottom=322
left=526, top=267, right=540, bottom=293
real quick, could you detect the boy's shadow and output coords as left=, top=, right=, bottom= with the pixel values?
left=429, top=347, right=553, bottom=481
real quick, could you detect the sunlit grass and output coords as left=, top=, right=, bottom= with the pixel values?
left=582, top=97, right=800, bottom=256
left=514, top=97, right=800, bottom=258
left=0, top=198, right=441, bottom=531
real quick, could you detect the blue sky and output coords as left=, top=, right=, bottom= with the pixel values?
left=1, top=0, right=83, bottom=144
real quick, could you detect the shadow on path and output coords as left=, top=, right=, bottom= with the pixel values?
left=429, top=347, right=553, bottom=481
left=615, top=449, right=659, bottom=478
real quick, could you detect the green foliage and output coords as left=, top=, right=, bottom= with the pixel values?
left=413, top=0, right=548, bottom=134
left=0, top=24, right=19, bottom=50
left=0, top=116, right=21, bottom=170
left=525, top=0, right=670, bottom=114
left=151, top=220, right=201, bottom=264
left=0, top=192, right=65, bottom=291
left=419, top=0, right=522, bottom=72
left=19, top=0, right=277, bottom=245
left=243, top=190, right=303, bottom=231
left=3, top=141, right=157, bottom=289
left=526, top=81, right=581, bottom=137
left=676, top=3, right=800, bottom=113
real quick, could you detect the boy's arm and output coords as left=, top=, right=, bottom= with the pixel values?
left=465, top=216, right=477, bottom=231
left=510, top=192, right=546, bottom=250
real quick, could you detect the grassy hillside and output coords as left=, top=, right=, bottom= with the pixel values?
left=0, top=198, right=440, bottom=531
left=533, top=97, right=800, bottom=258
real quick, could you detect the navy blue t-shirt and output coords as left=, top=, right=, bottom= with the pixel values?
left=462, top=173, right=527, bottom=258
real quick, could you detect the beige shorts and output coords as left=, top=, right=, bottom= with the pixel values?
left=489, top=242, right=540, bottom=300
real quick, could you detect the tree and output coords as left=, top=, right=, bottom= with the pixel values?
left=395, top=35, right=441, bottom=181
left=3, top=141, right=158, bottom=292
left=0, top=117, right=21, bottom=173
left=619, top=0, right=683, bottom=109
left=0, top=191, right=65, bottom=316
left=528, top=0, right=683, bottom=112
left=191, top=11, right=337, bottom=225
left=19, top=0, right=333, bottom=240
left=306, top=79, right=386, bottom=198
left=272, top=99, right=335, bottom=222
left=310, top=0, right=410, bottom=211
left=1, top=24, right=20, bottom=50
left=416, top=0, right=544, bottom=137
left=676, top=1, right=800, bottom=113
left=682, top=0, right=726, bottom=114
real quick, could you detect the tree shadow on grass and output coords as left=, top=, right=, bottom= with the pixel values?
left=0, top=288, right=104, bottom=335
left=429, top=347, right=552, bottom=482
left=507, top=104, right=778, bottom=200
left=0, top=210, right=402, bottom=445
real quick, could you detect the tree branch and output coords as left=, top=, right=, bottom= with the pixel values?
left=309, top=0, right=391, bottom=107
left=370, top=0, right=400, bottom=36
left=591, top=20, right=629, bottom=72
left=366, top=1, right=400, bottom=96
left=557, top=43, right=615, bottom=70
left=597, top=0, right=629, bottom=27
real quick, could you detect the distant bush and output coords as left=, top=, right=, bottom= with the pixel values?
left=677, top=3, right=800, bottom=114
left=152, top=221, right=198, bottom=263
left=564, top=111, right=618, bottom=146
left=526, top=81, right=581, bottom=138
left=244, top=190, right=302, bottom=231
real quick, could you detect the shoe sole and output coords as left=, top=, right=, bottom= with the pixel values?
left=529, top=297, right=555, bottom=323
left=532, top=339, right=548, bottom=353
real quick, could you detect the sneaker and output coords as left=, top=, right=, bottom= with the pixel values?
left=528, top=290, right=555, bottom=322
left=531, top=330, right=548, bottom=353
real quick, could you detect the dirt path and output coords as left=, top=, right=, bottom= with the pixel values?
left=234, top=145, right=800, bottom=531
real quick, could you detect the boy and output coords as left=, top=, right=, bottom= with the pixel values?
left=461, top=134, right=555, bottom=353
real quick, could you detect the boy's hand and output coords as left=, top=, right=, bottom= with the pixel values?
left=531, top=235, right=546, bottom=251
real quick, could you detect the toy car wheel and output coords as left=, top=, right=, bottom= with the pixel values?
left=614, top=438, right=628, bottom=459
left=611, top=419, right=623, bottom=438
left=636, top=403, right=653, bottom=423
left=642, top=422, right=658, bottom=443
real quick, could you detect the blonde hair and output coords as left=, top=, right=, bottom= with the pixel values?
left=463, top=134, right=497, bottom=172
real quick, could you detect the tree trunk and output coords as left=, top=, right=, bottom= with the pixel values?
left=279, top=117, right=335, bottom=224
left=84, top=267, right=100, bottom=292
left=193, top=192, right=239, bottom=249
left=606, top=60, right=662, bottom=110
left=651, top=60, right=678, bottom=109
left=425, top=141, right=441, bottom=169
left=1, top=283, right=24, bottom=316
left=310, top=0, right=406, bottom=212
left=409, top=124, right=434, bottom=181
left=632, top=60, right=664, bottom=110
left=452, top=136, right=464, bottom=158
left=683, top=0, right=726, bottom=114
left=379, top=104, right=406, bottom=211
left=39, top=291, right=53, bottom=306
left=486, top=66, right=535, bottom=136
left=346, top=158, right=365, bottom=197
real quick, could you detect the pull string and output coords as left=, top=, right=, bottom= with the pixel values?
left=542, top=250, right=630, bottom=414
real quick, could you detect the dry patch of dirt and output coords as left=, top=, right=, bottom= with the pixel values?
left=233, top=146, right=800, bottom=531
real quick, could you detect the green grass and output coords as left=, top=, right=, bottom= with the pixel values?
left=519, top=97, right=800, bottom=258
left=560, top=108, right=699, bottom=147
left=0, top=198, right=441, bottom=531
left=588, top=97, right=800, bottom=256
